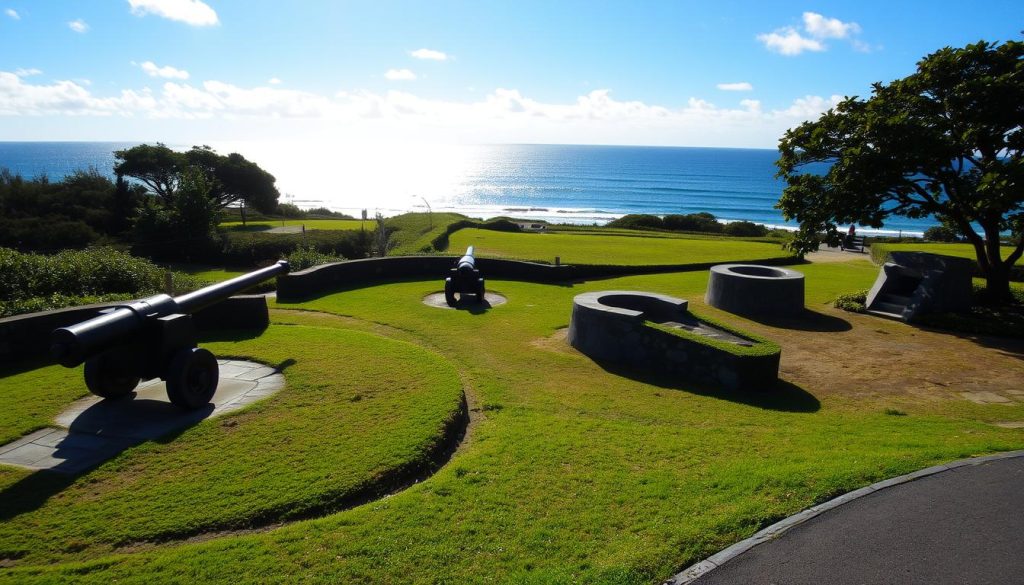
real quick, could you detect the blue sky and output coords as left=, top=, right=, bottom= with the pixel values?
left=1, top=0, right=1020, bottom=147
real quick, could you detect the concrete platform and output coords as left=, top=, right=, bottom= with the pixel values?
left=423, top=291, right=507, bottom=309
left=0, top=360, right=284, bottom=474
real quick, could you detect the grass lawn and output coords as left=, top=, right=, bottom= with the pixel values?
left=449, top=227, right=794, bottom=265
left=221, top=219, right=367, bottom=232
left=3, top=257, right=1024, bottom=583
left=871, top=241, right=1021, bottom=265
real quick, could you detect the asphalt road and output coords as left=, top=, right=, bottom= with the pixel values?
left=691, top=456, right=1024, bottom=585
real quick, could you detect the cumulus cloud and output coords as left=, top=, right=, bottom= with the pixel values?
left=68, top=19, right=89, bottom=33
left=803, top=12, right=860, bottom=39
left=717, top=82, right=753, bottom=91
left=758, top=12, right=864, bottom=56
left=268, top=77, right=282, bottom=85
left=127, top=0, right=219, bottom=27
left=139, top=60, right=190, bottom=80
left=385, top=68, right=417, bottom=81
left=5, top=8, right=18, bottom=20
left=410, top=48, right=448, bottom=61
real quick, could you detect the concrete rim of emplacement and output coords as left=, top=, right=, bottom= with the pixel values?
left=662, top=450, right=1024, bottom=585
left=709, top=264, right=804, bottom=280
left=422, top=291, right=507, bottom=309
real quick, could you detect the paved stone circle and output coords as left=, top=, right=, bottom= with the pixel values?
left=0, top=359, right=284, bottom=474
left=422, top=291, right=507, bottom=309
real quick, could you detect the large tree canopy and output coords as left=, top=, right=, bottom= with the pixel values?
left=114, top=144, right=280, bottom=213
left=776, top=39, right=1023, bottom=301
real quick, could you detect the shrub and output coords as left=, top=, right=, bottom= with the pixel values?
left=607, top=214, right=664, bottom=230
left=222, top=230, right=371, bottom=266
left=0, top=247, right=208, bottom=317
left=923, top=226, right=960, bottom=242
left=662, top=212, right=722, bottom=233
left=277, top=203, right=306, bottom=218
left=723, top=221, right=769, bottom=237
left=287, top=245, right=345, bottom=271
left=834, top=290, right=868, bottom=313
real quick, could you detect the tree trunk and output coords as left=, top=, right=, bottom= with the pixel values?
left=979, top=221, right=1012, bottom=304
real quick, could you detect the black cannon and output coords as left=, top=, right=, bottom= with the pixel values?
left=444, top=246, right=485, bottom=306
left=50, top=261, right=289, bottom=410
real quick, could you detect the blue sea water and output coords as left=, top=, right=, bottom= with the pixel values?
left=0, top=142, right=939, bottom=235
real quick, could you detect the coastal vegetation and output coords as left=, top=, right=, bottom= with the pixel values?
left=776, top=40, right=1024, bottom=302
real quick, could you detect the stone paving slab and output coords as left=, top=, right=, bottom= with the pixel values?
left=0, top=360, right=284, bottom=474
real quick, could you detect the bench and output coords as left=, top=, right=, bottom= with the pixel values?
left=841, top=235, right=866, bottom=252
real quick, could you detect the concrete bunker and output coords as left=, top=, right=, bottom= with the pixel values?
left=568, top=291, right=780, bottom=392
left=865, top=251, right=974, bottom=321
left=706, top=264, right=805, bottom=316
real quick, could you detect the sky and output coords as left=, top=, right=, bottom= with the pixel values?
left=0, top=0, right=1021, bottom=148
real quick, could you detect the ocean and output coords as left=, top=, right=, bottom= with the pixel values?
left=0, top=141, right=939, bottom=236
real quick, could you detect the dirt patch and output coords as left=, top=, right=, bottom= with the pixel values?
left=734, top=305, right=1024, bottom=405
left=531, top=328, right=572, bottom=353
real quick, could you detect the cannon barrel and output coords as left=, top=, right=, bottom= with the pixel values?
left=457, top=246, right=476, bottom=274
left=50, top=260, right=289, bottom=368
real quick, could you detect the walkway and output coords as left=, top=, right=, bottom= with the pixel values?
left=668, top=452, right=1024, bottom=585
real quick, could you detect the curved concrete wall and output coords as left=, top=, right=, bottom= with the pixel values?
left=568, top=291, right=779, bottom=392
left=706, top=264, right=805, bottom=316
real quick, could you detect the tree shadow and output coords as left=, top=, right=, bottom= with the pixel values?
left=198, top=325, right=269, bottom=343
left=742, top=309, right=852, bottom=332
left=595, top=360, right=820, bottom=413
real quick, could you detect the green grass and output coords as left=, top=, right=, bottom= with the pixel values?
left=871, top=242, right=1021, bottom=266
left=2, top=259, right=1023, bottom=583
left=0, top=323, right=463, bottom=565
left=386, top=212, right=472, bottom=254
left=220, top=219, right=367, bottom=232
left=448, top=228, right=794, bottom=265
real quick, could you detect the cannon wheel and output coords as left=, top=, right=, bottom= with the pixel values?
left=165, top=348, right=219, bottom=410
left=444, top=278, right=457, bottom=307
left=476, top=278, right=486, bottom=303
left=84, top=353, right=140, bottom=399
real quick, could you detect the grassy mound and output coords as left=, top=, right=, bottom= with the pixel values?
left=448, top=227, right=793, bottom=265
left=0, top=321, right=464, bottom=565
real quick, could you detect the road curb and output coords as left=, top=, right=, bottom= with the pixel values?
left=663, top=450, right=1024, bottom=585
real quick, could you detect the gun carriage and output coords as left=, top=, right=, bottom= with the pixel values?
left=444, top=246, right=485, bottom=306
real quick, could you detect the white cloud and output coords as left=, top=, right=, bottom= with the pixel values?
left=802, top=12, right=860, bottom=39
left=5, top=8, right=18, bottom=20
left=385, top=68, right=417, bottom=81
left=757, top=28, right=823, bottom=56
left=68, top=19, right=89, bottom=33
left=127, top=0, right=219, bottom=27
left=717, top=82, right=753, bottom=91
left=14, top=68, right=42, bottom=77
left=758, top=12, right=865, bottom=56
left=140, top=60, right=190, bottom=80
left=268, top=78, right=282, bottom=85
left=0, top=70, right=845, bottom=147
left=410, top=48, right=448, bottom=61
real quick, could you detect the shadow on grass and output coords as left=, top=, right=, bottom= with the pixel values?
left=198, top=325, right=269, bottom=343
left=743, top=309, right=852, bottom=332
left=595, top=360, right=820, bottom=413
left=223, top=224, right=273, bottom=233
left=0, top=470, right=75, bottom=524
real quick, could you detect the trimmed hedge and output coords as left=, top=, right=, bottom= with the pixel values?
left=221, top=229, right=371, bottom=266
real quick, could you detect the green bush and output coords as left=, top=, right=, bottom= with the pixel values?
left=723, top=221, right=769, bottom=237
left=834, top=290, right=868, bottom=313
left=607, top=214, right=664, bottom=230
left=0, top=247, right=208, bottom=317
left=287, top=245, right=345, bottom=271
left=662, top=212, right=723, bottom=233
left=277, top=203, right=306, bottom=218
left=222, top=230, right=371, bottom=266
left=923, top=226, right=960, bottom=242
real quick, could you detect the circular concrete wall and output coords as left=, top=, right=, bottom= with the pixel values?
left=706, top=264, right=805, bottom=316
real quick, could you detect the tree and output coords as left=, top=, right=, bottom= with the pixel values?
left=113, top=143, right=180, bottom=203
left=776, top=40, right=1023, bottom=302
left=115, top=144, right=280, bottom=213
